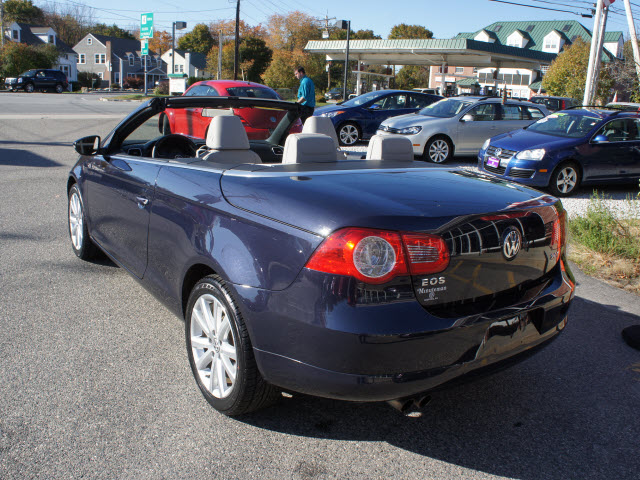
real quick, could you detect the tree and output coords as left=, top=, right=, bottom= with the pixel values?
left=608, top=40, right=640, bottom=102
left=177, top=24, right=214, bottom=55
left=90, top=23, right=135, bottom=40
left=0, top=42, right=59, bottom=77
left=206, top=37, right=272, bottom=82
left=543, top=38, right=614, bottom=103
left=266, top=11, right=321, bottom=52
left=388, top=24, right=433, bottom=39
left=3, top=0, right=44, bottom=24
left=330, top=29, right=381, bottom=40
left=395, top=65, right=431, bottom=89
left=148, top=30, right=174, bottom=56
left=41, top=12, right=87, bottom=46
left=208, top=19, right=268, bottom=42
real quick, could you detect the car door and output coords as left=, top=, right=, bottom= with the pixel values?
left=456, top=102, right=500, bottom=154
left=618, top=118, right=640, bottom=178
left=580, top=119, right=635, bottom=180
left=83, top=154, right=161, bottom=278
left=35, top=70, right=48, bottom=89
left=364, top=93, right=414, bottom=138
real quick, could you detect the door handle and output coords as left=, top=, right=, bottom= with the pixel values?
left=136, top=196, right=149, bottom=207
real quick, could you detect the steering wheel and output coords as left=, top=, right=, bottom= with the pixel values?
left=152, top=134, right=197, bottom=159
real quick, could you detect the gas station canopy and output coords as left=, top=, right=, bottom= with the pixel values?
left=304, top=38, right=556, bottom=69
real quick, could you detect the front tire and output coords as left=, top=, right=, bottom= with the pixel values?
left=337, top=122, right=360, bottom=146
left=424, top=136, right=453, bottom=163
left=185, top=275, right=279, bottom=415
left=25, top=83, right=35, bottom=93
left=68, top=184, right=98, bottom=260
left=549, top=161, right=580, bottom=197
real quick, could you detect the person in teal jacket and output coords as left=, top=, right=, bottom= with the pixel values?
left=294, top=66, right=316, bottom=124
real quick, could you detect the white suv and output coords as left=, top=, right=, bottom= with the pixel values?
left=377, top=96, right=549, bottom=163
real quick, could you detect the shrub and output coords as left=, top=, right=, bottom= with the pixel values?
left=77, top=71, right=100, bottom=88
left=154, top=80, right=169, bottom=95
left=187, top=76, right=207, bottom=86
left=123, top=76, right=144, bottom=89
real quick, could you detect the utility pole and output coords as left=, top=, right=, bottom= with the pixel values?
left=622, top=0, right=640, bottom=84
left=218, top=30, right=222, bottom=80
left=1, top=0, right=5, bottom=49
left=584, top=0, right=613, bottom=105
left=233, top=0, right=240, bottom=80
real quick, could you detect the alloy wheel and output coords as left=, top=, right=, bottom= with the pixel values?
left=339, top=124, right=359, bottom=145
left=555, top=166, right=577, bottom=194
left=428, top=139, right=449, bottom=163
left=69, top=191, right=83, bottom=251
left=190, top=294, right=238, bottom=399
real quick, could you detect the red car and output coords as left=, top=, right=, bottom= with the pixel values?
left=162, top=80, right=303, bottom=140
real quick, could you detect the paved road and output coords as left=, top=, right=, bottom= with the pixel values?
left=1, top=94, right=639, bottom=479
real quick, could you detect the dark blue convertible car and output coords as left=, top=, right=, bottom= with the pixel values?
left=68, top=97, right=575, bottom=415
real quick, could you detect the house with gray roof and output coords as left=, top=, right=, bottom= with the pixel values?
left=160, top=49, right=211, bottom=78
left=2, top=22, right=78, bottom=82
left=434, top=20, right=624, bottom=97
left=73, top=33, right=167, bottom=88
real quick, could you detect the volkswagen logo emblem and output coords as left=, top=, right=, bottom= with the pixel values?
left=502, top=226, right=522, bottom=261
left=495, top=148, right=502, bottom=157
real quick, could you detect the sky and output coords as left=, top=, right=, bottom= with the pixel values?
left=33, top=0, right=640, bottom=40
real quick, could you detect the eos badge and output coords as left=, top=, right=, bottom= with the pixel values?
left=502, top=226, right=522, bottom=261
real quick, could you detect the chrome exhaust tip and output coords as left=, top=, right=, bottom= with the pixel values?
left=387, top=394, right=432, bottom=414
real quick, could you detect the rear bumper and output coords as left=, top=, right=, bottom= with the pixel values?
left=232, top=260, right=575, bottom=402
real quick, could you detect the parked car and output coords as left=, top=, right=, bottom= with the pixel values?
left=605, top=101, right=640, bottom=112
left=413, top=88, right=439, bottom=95
left=478, top=107, right=640, bottom=196
left=324, top=87, right=352, bottom=100
left=67, top=96, right=574, bottom=415
left=161, top=79, right=302, bottom=140
left=378, top=96, right=549, bottom=163
left=4, top=69, right=68, bottom=93
left=529, top=96, right=580, bottom=112
left=314, top=89, right=443, bottom=146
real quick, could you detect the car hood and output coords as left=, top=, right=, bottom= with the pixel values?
left=490, top=128, right=583, bottom=151
left=382, top=114, right=442, bottom=128
left=221, top=162, right=545, bottom=235
left=314, top=105, right=349, bottom=115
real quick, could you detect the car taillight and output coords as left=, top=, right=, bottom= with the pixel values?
left=551, top=208, right=567, bottom=252
left=305, top=228, right=449, bottom=284
left=561, top=100, right=566, bottom=110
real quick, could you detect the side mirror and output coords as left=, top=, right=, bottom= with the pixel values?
left=74, top=135, right=101, bottom=156
left=592, top=134, right=609, bottom=143
left=368, top=104, right=381, bottom=110
left=461, top=114, right=474, bottom=122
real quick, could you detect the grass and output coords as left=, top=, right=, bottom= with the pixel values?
left=568, top=188, right=640, bottom=295
left=108, top=94, right=168, bottom=101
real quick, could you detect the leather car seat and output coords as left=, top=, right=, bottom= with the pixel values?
left=202, top=116, right=261, bottom=164
left=365, top=135, right=414, bottom=161
left=282, top=134, right=337, bottom=164
left=302, top=116, right=347, bottom=160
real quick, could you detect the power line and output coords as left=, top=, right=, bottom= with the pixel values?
left=488, top=0, right=594, bottom=16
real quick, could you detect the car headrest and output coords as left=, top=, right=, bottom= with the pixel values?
left=366, top=135, right=414, bottom=161
left=206, top=115, right=250, bottom=150
left=302, top=116, right=340, bottom=149
left=282, top=134, right=337, bottom=164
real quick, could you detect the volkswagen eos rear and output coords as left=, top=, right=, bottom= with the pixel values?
left=220, top=164, right=575, bottom=407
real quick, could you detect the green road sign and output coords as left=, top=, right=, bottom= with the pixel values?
left=141, top=39, right=149, bottom=56
left=140, top=13, right=154, bottom=39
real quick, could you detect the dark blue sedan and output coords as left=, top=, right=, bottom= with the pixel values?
left=68, top=96, right=574, bottom=415
left=315, top=89, right=443, bottom=145
left=478, top=107, right=640, bottom=196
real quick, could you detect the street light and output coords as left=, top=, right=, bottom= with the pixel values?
left=171, top=21, right=187, bottom=75
left=337, top=20, right=350, bottom=101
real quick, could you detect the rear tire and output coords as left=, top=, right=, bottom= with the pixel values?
left=424, top=136, right=453, bottom=163
left=548, top=161, right=580, bottom=197
left=185, top=275, right=279, bottom=415
left=68, top=184, right=98, bottom=260
left=55, top=83, right=64, bottom=94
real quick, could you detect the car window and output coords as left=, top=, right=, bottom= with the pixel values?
left=36, top=71, right=46, bottom=78
left=467, top=103, right=498, bottom=121
left=521, top=106, right=545, bottom=120
left=185, top=85, right=219, bottom=96
left=225, top=87, right=280, bottom=99
left=21, top=70, right=37, bottom=77
left=122, top=113, right=164, bottom=147
left=371, top=94, right=405, bottom=110
left=595, top=118, right=640, bottom=142
left=409, top=94, right=431, bottom=109
left=418, top=98, right=474, bottom=118
left=341, top=90, right=387, bottom=107
left=501, top=104, right=521, bottom=120
left=527, top=113, right=601, bottom=138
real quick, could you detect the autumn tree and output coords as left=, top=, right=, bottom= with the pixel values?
left=207, top=37, right=272, bottom=82
left=0, top=42, right=59, bottom=77
left=266, top=11, right=321, bottom=52
left=395, top=66, right=431, bottom=90
left=543, top=38, right=614, bottom=103
left=388, top=24, right=433, bottom=39
left=607, top=39, right=640, bottom=102
left=149, top=30, right=174, bottom=56
left=177, top=24, right=214, bottom=55
left=3, top=0, right=44, bottom=24
left=90, top=23, right=135, bottom=40
left=208, top=19, right=268, bottom=42
left=329, top=29, right=381, bottom=40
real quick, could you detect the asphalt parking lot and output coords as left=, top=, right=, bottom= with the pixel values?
left=1, top=93, right=639, bottom=479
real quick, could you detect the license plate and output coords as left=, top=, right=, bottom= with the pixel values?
left=487, top=156, right=500, bottom=168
